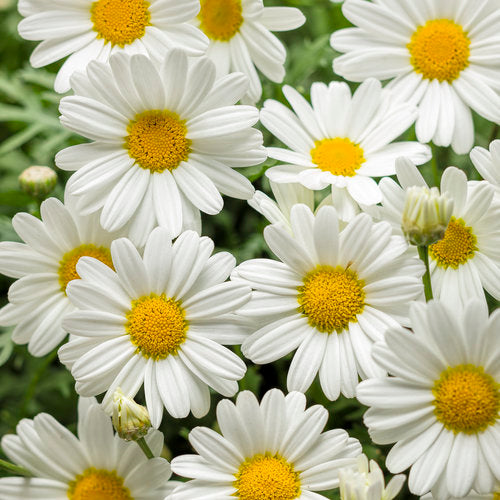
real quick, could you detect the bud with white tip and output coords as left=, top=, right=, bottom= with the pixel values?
left=401, top=186, right=453, bottom=246
left=112, top=388, right=151, bottom=442
left=339, top=455, right=406, bottom=500
left=19, top=165, right=57, bottom=198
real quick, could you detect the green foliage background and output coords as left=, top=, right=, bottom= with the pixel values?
left=0, top=0, right=498, bottom=498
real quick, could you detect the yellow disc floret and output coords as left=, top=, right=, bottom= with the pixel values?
left=59, top=244, right=114, bottom=293
left=126, top=293, right=188, bottom=359
left=198, top=0, right=243, bottom=41
left=91, top=0, right=151, bottom=47
left=234, top=454, right=301, bottom=500
left=125, top=110, right=191, bottom=173
left=429, top=217, right=477, bottom=268
left=297, top=265, right=365, bottom=334
left=310, top=138, right=365, bottom=177
left=408, top=19, right=470, bottom=82
left=433, top=364, right=499, bottom=434
left=67, top=468, right=131, bottom=500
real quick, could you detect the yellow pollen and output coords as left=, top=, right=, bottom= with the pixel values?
left=310, top=138, right=365, bottom=177
left=67, top=468, right=131, bottom=500
left=429, top=217, right=477, bottom=269
left=297, top=265, right=365, bottom=334
left=90, top=0, right=151, bottom=47
left=234, top=454, right=301, bottom=500
left=126, top=293, right=188, bottom=360
left=58, top=244, right=114, bottom=293
left=494, top=492, right=500, bottom=500
left=125, top=110, right=191, bottom=173
left=432, top=364, right=499, bottom=434
left=198, top=0, right=243, bottom=41
left=408, top=19, right=470, bottom=82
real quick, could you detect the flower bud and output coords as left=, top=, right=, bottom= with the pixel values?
left=112, top=388, right=151, bottom=441
left=339, top=455, right=405, bottom=500
left=401, top=186, right=453, bottom=246
left=19, top=166, right=57, bottom=198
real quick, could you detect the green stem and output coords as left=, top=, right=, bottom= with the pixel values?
left=137, top=437, right=154, bottom=459
left=417, top=245, right=433, bottom=301
left=430, top=143, right=440, bottom=187
left=0, top=459, right=32, bottom=477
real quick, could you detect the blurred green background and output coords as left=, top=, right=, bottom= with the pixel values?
left=0, top=0, right=497, bottom=498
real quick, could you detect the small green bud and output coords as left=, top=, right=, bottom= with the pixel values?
left=402, top=186, right=454, bottom=246
left=112, top=388, right=151, bottom=442
left=19, top=166, right=57, bottom=198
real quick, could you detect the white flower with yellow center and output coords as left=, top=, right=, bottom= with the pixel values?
left=339, top=454, right=406, bottom=500
left=471, top=139, right=500, bottom=202
left=232, top=204, right=424, bottom=400
left=357, top=299, right=500, bottom=498
left=170, top=389, right=362, bottom=499
left=0, top=397, right=176, bottom=499
left=58, top=227, right=251, bottom=426
left=260, top=78, right=431, bottom=211
left=421, top=487, right=500, bottom=500
left=17, top=0, right=208, bottom=93
left=376, top=158, right=500, bottom=309
left=192, top=0, right=305, bottom=103
left=55, top=50, right=265, bottom=247
left=0, top=196, right=122, bottom=357
left=331, top=0, right=500, bottom=154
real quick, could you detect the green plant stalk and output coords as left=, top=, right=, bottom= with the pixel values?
left=417, top=245, right=433, bottom=301
left=0, top=459, right=32, bottom=477
left=430, top=143, right=440, bottom=187
left=137, top=437, right=155, bottom=459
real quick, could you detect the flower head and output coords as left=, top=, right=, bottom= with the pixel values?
left=401, top=185, right=454, bottom=246
left=171, top=389, right=362, bottom=499
left=18, top=165, right=57, bottom=198
left=112, top=388, right=151, bottom=441
left=331, top=0, right=500, bottom=153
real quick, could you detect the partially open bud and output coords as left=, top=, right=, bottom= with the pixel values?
left=401, top=186, right=453, bottom=246
left=339, top=455, right=405, bottom=500
left=112, top=388, right=151, bottom=441
left=19, top=166, right=57, bottom=198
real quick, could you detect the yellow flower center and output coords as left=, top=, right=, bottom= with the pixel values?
left=310, top=138, right=365, bottom=177
left=125, top=110, right=191, bottom=173
left=90, top=0, right=151, bottom=47
left=433, top=364, right=499, bottom=434
left=198, top=0, right=243, bottom=41
left=58, top=244, right=114, bottom=293
left=408, top=19, right=470, bottom=82
left=234, top=454, right=301, bottom=500
left=297, top=265, right=365, bottom=334
left=126, top=293, right=188, bottom=360
left=67, top=468, right=131, bottom=500
left=429, top=217, right=477, bottom=269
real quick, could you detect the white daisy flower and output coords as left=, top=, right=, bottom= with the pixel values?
left=232, top=204, right=424, bottom=400
left=170, top=389, right=362, bottom=499
left=192, top=0, right=305, bottom=103
left=339, top=454, right=406, bottom=500
left=376, top=158, right=500, bottom=309
left=0, top=397, right=176, bottom=499
left=331, top=0, right=500, bottom=154
left=421, top=491, right=498, bottom=500
left=17, top=0, right=208, bottom=93
left=260, top=78, right=431, bottom=211
left=58, top=227, right=251, bottom=426
left=0, top=196, right=122, bottom=357
left=357, top=299, right=500, bottom=498
left=55, top=50, right=265, bottom=247
left=470, top=139, right=500, bottom=202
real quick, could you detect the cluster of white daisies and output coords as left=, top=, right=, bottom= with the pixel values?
left=0, top=0, right=499, bottom=499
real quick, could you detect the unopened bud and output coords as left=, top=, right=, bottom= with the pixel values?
left=19, top=166, right=57, bottom=198
left=112, top=388, right=151, bottom=441
left=401, top=186, right=453, bottom=246
left=339, top=455, right=405, bottom=500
